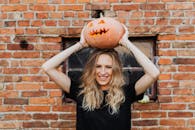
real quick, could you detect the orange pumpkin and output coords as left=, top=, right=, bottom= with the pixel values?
left=83, top=17, right=125, bottom=49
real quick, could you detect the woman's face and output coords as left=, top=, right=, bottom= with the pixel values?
left=95, top=54, right=113, bottom=87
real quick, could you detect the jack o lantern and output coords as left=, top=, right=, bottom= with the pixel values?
left=83, top=17, right=125, bottom=49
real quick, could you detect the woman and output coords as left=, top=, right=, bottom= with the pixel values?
left=42, top=25, right=160, bottom=130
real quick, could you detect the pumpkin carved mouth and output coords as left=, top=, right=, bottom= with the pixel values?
left=90, top=28, right=109, bottom=36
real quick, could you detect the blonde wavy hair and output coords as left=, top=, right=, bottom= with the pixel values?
left=79, top=49, right=125, bottom=114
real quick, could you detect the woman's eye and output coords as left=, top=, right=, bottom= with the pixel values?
left=106, top=66, right=112, bottom=69
left=96, top=65, right=101, bottom=68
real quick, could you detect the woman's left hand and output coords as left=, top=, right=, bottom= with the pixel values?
left=79, top=26, right=89, bottom=48
left=119, top=24, right=129, bottom=47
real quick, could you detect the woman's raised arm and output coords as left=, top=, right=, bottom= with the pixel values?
left=119, top=25, right=160, bottom=95
left=42, top=27, right=88, bottom=93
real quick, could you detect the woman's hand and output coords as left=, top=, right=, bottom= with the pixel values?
left=79, top=26, right=89, bottom=48
left=119, top=24, right=130, bottom=47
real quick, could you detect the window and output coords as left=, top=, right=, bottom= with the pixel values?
left=61, top=36, right=158, bottom=102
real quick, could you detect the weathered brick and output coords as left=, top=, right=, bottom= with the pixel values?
left=24, top=106, right=50, bottom=112
left=160, top=119, right=185, bottom=126
left=173, top=74, right=195, bottom=80
left=1, top=5, right=27, bottom=12
left=160, top=104, right=186, bottom=110
left=13, top=52, right=40, bottom=58
left=23, top=121, right=49, bottom=128
left=140, top=4, right=165, bottom=10
left=29, top=97, right=55, bottom=105
left=51, top=121, right=76, bottom=128
left=30, top=5, right=55, bottom=11
left=33, top=114, right=58, bottom=120
left=173, top=58, right=195, bottom=64
left=0, top=91, right=18, bottom=98
left=4, top=98, right=28, bottom=105
left=52, top=105, right=76, bottom=112
left=22, top=91, right=47, bottom=97
left=3, top=68, right=28, bottom=74
left=7, top=44, right=34, bottom=50
left=85, top=3, right=110, bottom=10
left=113, top=4, right=139, bottom=11
left=58, top=5, right=83, bottom=11
left=133, top=120, right=158, bottom=126
left=4, top=114, right=32, bottom=120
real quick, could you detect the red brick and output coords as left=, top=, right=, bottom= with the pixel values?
left=15, top=83, right=41, bottom=91
left=0, top=28, right=15, bottom=34
left=36, top=13, right=48, bottom=19
left=18, top=20, right=30, bottom=26
left=178, top=65, right=195, bottom=72
left=14, top=36, right=39, bottom=42
left=173, top=95, right=195, bottom=102
left=158, top=34, right=176, bottom=40
left=159, top=81, right=179, bottom=88
left=30, top=5, right=55, bottom=11
left=158, top=89, right=171, bottom=95
left=0, top=52, right=11, bottom=58
left=173, top=74, right=195, bottom=80
left=172, top=42, right=195, bottom=48
left=0, top=36, right=11, bottom=42
left=0, top=106, right=22, bottom=112
left=33, top=114, right=58, bottom=120
left=0, top=60, right=9, bottom=66
left=52, top=105, right=76, bottom=112
left=179, top=26, right=194, bottom=33
left=40, top=28, right=66, bottom=34
left=167, top=3, right=193, bottom=10
left=23, top=12, right=34, bottom=19
left=50, top=12, right=63, bottom=18
left=20, top=59, right=44, bottom=67
left=161, top=104, right=186, bottom=110
left=133, top=103, right=159, bottom=110
left=13, top=52, right=40, bottom=58
left=168, top=112, right=193, bottom=117
left=85, top=3, right=110, bottom=10
left=50, top=90, right=62, bottom=97
left=42, top=51, right=59, bottom=58
left=26, top=28, right=38, bottom=34
left=23, top=121, right=49, bottom=128
left=177, top=34, right=195, bottom=40
left=0, top=122, right=22, bottom=129
left=1, top=5, right=27, bottom=12
left=173, top=89, right=193, bottom=95
left=58, top=5, right=83, bottom=11
left=7, top=44, right=34, bottom=50
left=29, top=97, right=55, bottom=105
left=45, top=20, right=57, bottom=26
left=158, top=50, right=177, bottom=56
left=158, top=96, right=172, bottom=103
left=22, top=91, right=47, bottom=97
left=3, top=68, right=28, bottom=74
left=158, top=58, right=172, bottom=65
left=189, top=103, right=195, bottom=110
left=160, top=119, right=185, bottom=126
left=4, top=98, right=28, bottom=105
left=133, top=120, right=158, bottom=126
left=51, top=121, right=76, bottom=128
left=140, top=4, right=165, bottom=10
left=178, top=50, right=195, bottom=56
left=24, top=106, right=50, bottom=112
left=113, top=4, right=139, bottom=11
left=4, top=114, right=32, bottom=120
left=22, top=76, right=48, bottom=82
left=4, top=21, right=16, bottom=27
left=43, top=83, right=60, bottom=89
left=141, top=112, right=166, bottom=118
left=173, top=58, right=195, bottom=64
left=31, top=20, right=43, bottom=26
left=160, top=65, right=177, bottom=72
left=158, top=74, right=171, bottom=80
left=41, top=37, right=61, bottom=43
left=0, top=91, right=18, bottom=98
left=60, top=114, right=76, bottom=120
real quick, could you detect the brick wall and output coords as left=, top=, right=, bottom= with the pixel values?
left=0, top=0, right=195, bottom=130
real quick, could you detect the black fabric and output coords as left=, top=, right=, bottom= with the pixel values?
left=68, top=79, right=144, bottom=130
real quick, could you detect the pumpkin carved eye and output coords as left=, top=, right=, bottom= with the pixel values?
left=98, top=20, right=105, bottom=24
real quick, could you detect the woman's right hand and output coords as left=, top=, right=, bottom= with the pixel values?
left=79, top=26, right=89, bottom=48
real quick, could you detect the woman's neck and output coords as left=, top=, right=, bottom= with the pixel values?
left=100, top=85, right=109, bottom=91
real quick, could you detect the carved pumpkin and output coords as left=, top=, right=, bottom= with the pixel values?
left=84, top=17, right=125, bottom=49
